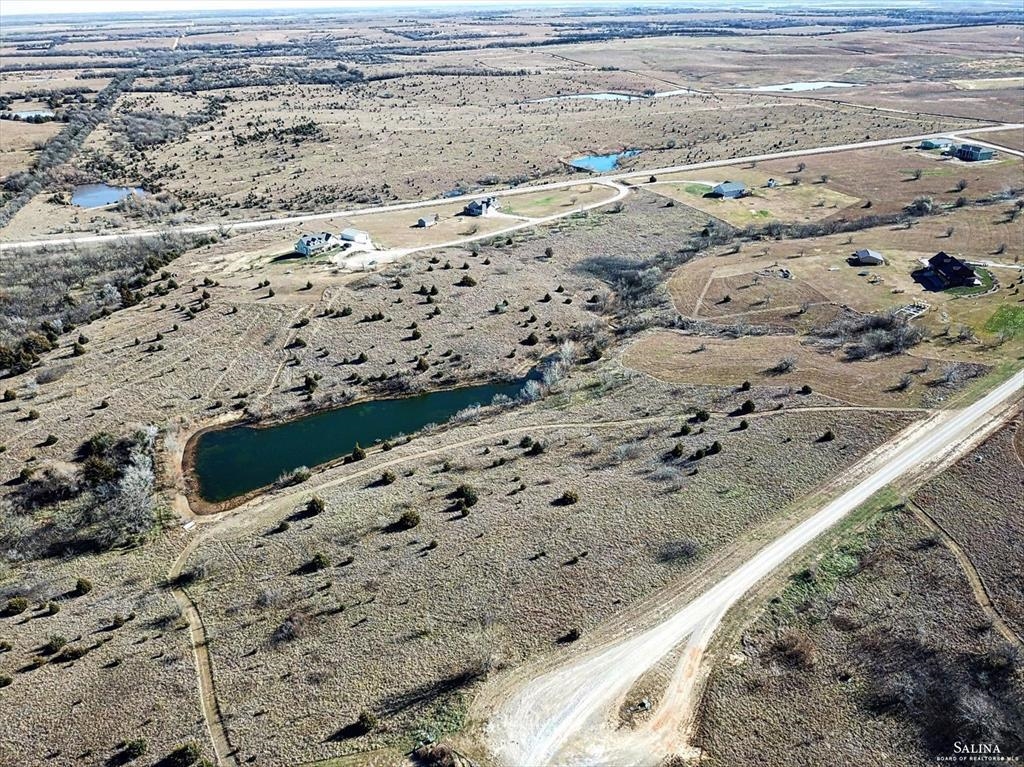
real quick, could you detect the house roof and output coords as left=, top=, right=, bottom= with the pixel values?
left=340, top=228, right=369, bottom=239
left=298, top=232, right=332, bottom=245
left=713, top=181, right=746, bottom=194
left=929, top=251, right=976, bottom=282
left=855, top=248, right=884, bottom=260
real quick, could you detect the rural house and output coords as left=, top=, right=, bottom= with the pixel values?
left=295, top=232, right=337, bottom=256
left=341, top=228, right=372, bottom=245
left=852, top=248, right=886, bottom=266
left=953, top=144, right=995, bottom=162
left=919, top=137, right=952, bottom=150
left=711, top=181, right=746, bottom=198
left=463, top=197, right=499, bottom=217
left=914, top=251, right=981, bottom=290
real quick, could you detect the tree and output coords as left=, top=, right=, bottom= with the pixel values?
left=739, top=400, right=756, bottom=415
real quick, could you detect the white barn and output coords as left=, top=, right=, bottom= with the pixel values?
left=341, top=228, right=372, bottom=245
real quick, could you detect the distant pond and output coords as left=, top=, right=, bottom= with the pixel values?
left=71, top=183, right=144, bottom=208
left=191, top=377, right=532, bottom=503
left=533, top=92, right=642, bottom=102
left=751, top=81, right=864, bottom=92
left=570, top=149, right=640, bottom=173
left=4, top=109, right=55, bottom=119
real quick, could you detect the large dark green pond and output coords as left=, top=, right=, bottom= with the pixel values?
left=191, top=378, right=528, bottom=503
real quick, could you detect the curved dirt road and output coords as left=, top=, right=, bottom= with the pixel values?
left=485, top=370, right=1023, bottom=767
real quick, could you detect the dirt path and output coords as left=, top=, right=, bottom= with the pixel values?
left=907, top=499, right=1022, bottom=649
left=167, top=537, right=239, bottom=767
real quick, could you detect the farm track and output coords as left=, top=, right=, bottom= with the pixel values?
left=2, top=124, right=1020, bottom=252
left=907, top=499, right=1023, bottom=649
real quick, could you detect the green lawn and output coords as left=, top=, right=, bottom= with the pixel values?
left=985, top=304, right=1024, bottom=336
left=947, top=267, right=994, bottom=296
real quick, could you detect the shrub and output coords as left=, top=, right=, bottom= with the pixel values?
left=739, top=400, right=756, bottom=415
left=351, top=444, right=366, bottom=461
left=451, top=484, right=479, bottom=506
left=45, top=601, right=59, bottom=616
left=692, top=409, right=710, bottom=423
left=456, top=275, right=477, bottom=287
left=799, top=384, right=812, bottom=395
left=658, top=539, right=701, bottom=563
left=774, top=629, right=817, bottom=669
left=707, top=441, right=722, bottom=455
left=739, top=381, right=751, bottom=391
left=554, top=490, right=579, bottom=506
left=356, top=709, right=378, bottom=734
left=0, top=675, right=10, bottom=688
left=819, top=429, right=836, bottom=442
left=738, top=420, right=749, bottom=430
left=165, top=742, right=202, bottom=767
left=75, top=578, right=95, bottom=597
left=308, top=553, right=330, bottom=572
left=42, top=635, right=67, bottom=654
left=525, top=441, right=546, bottom=456
left=2, top=597, right=28, bottom=616
left=122, top=739, right=147, bottom=759
left=2, top=390, right=15, bottom=401
left=397, top=510, right=420, bottom=530
left=306, top=496, right=325, bottom=516
left=42, top=434, right=58, bottom=446
left=379, top=470, right=396, bottom=485
left=519, top=435, right=534, bottom=449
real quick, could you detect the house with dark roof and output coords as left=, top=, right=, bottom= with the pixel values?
left=463, top=197, right=499, bottom=217
left=295, top=232, right=337, bottom=256
left=710, top=181, right=746, bottom=199
left=913, top=251, right=980, bottom=291
left=953, top=144, right=995, bottom=162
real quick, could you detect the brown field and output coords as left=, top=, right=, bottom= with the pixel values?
left=1, top=9, right=1022, bottom=767
left=622, top=331, right=967, bottom=408
left=0, top=119, right=61, bottom=178
left=695, top=498, right=1024, bottom=766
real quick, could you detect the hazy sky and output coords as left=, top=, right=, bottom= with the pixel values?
left=4, top=0, right=614, bottom=16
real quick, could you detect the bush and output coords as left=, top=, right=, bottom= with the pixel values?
left=525, top=441, right=546, bottom=456
left=819, top=429, right=836, bottom=442
left=2, top=597, right=28, bottom=616
left=739, top=400, right=756, bottom=415
left=451, top=484, right=479, bottom=507
left=73, top=577, right=93, bottom=597
left=165, top=742, right=202, bottom=767
left=397, top=510, right=420, bottom=530
left=380, top=470, right=396, bottom=485
left=554, top=490, right=579, bottom=506
left=356, top=709, right=378, bottom=734
left=308, top=553, right=330, bottom=572
left=306, top=496, right=325, bottom=516
left=0, top=675, right=10, bottom=688
left=351, top=444, right=366, bottom=461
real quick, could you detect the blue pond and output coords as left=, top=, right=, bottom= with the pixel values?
left=71, top=183, right=144, bottom=208
left=570, top=149, right=640, bottom=173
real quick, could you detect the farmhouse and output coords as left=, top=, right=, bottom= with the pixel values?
left=416, top=214, right=439, bottom=228
left=914, top=251, right=981, bottom=290
left=711, top=181, right=746, bottom=199
left=953, top=144, right=995, bottom=162
left=919, top=137, right=952, bottom=150
left=463, top=197, right=499, bottom=216
left=341, top=228, right=372, bottom=245
left=852, top=248, right=886, bottom=266
left=295, top=232, right=336, bottom=256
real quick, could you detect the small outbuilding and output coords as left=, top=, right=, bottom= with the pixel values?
left=416, top=214, right=439, bottom=228
left=953, top=144, right=995, bottom=162
left=852, top=248, right=886, bottom=266
left=340, top=228, right=372, bottom=246
left=295, top=232, right=336, bottom=256
left=711, top=181, right=746, bottom=199
left=919, top=137, right=953, bottom=150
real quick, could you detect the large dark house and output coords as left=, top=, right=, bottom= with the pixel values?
left=913, top=251, right=981, bottom=291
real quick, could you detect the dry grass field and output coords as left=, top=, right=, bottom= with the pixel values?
left=0, top=7, right=1021, bottom=767
left=694, top=494, right=1024, bottom=766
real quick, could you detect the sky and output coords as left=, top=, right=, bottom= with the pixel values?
left=3, top=0, right=626, bottom=16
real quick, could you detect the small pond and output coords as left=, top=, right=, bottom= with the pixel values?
left=191, top=377, right=532, bottom=502
left=533, top=92, right=641, bottom=102
left=751, top=81, right=864, bottom=92
left=4, top=109, right=55, bottom=119
left=570, top=148, right=640, bottom=173
left=71, top=183, right=144, bottom=208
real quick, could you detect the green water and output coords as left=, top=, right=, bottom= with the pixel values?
left=192, top=379, right=527, bottom=502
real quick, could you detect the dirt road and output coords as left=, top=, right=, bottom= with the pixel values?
left=2, top=124, right=1019, bottom=251
left=484, top=370, right=1023, bottom=767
